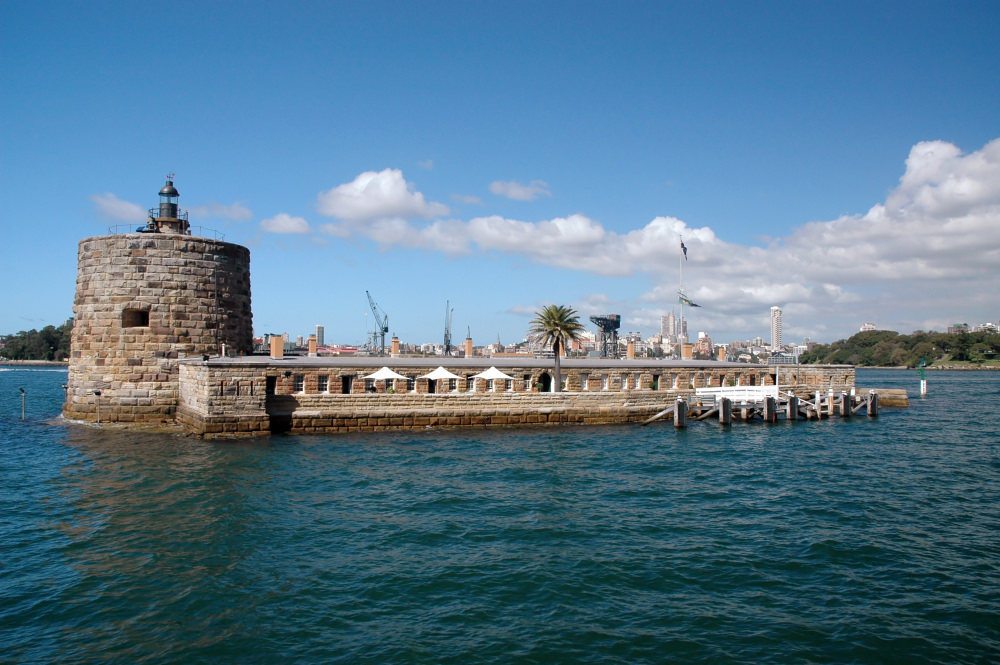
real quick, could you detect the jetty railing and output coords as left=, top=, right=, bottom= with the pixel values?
left=695, top=385, right=779, bottom=403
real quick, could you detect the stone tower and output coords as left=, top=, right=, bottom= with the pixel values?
left=63, top=177, right=253, bottom=424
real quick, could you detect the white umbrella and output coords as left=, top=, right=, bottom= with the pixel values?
left=470, top=366, right=515, bottom=380
left=417, top=366, right=463, bottom=381
left=362, top=366, right=410, bottom=381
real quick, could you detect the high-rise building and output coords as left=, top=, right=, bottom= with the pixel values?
left=316, top=324, right=325, bottom=347
left=660, top=310, right=676, bottom=339
left=770, top=306, right=783, bottom=352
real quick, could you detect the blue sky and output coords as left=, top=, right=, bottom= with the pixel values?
left=3, top=1, right=998, bottom=347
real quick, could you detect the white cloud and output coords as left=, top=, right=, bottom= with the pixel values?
left=316, top=168, right=449, bottom=223
left=453, top=194, right=483, bottom=205
left=317, top=138, right=1000, bottom=339
left=418, top=159, right=434, bottom=170
left=260, top=213, right=310, bottom=234
left=189, top=201, right=253, bottom=221
left=489, top=180, right=551, bottom=201
left=90, top=193, right=146, bottom=222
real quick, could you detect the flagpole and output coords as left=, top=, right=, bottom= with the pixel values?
left=678, top=236, right=684, bottom=359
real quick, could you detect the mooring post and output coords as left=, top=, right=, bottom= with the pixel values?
left=920, top=359, right=927, bottom=396
left=764, top=396, right=777, bottom=423
left=94, top=390, right=102, bottom=424
left=840, top=392, right=852, bottom=418
left=719, top=397, right=732, bottom=426
left=787, top=395, right=798, bottom=421
left=867, top=391, right=879, bottom=417
left=674, top=398, right=687, bottom=429
left=827, top=389, right=835, bottom=417
left=19, top=387, right=26, bottom=421
left=814, top=391, right=822, bottom=419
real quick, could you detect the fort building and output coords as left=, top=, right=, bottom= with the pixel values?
left=64, top=178, right=857, bottom=437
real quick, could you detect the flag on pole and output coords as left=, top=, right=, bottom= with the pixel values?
left=680, top=239, right=688, bottom=260
left=679, top=293, right=701, bottom=308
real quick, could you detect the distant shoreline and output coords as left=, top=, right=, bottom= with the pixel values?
left=0, top=360, right=68, bottom=367
left=860, top=364, right=1000, bottom=371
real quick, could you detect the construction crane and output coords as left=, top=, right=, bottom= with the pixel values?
left=590, top=314, right=621, bottom=359
left=443, top=301, right=454, bottom=355
left=366, top=290, right=389, bottom=356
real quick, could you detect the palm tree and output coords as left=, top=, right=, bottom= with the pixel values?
left=529, top=304, right=585, bottom=393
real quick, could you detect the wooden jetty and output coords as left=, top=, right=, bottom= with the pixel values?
left=641, top=386, right=882, bottom=428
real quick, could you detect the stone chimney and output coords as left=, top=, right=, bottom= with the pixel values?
left=391, top=335, right=400, bottom=356
left=627, top=341, right=635, bottom=359
left=308, top=335, right=317, bottom=357
left=270, top=336, right=284, bottom=359
left=465, top=335, right=473, bottom=357
left=682, top=343, right=693, bottom=360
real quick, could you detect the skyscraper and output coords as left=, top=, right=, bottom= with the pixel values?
left=316, top=324, right=325, bottom=347
left=770, top=306, right=783, bottom=352
left=660, top=310, right=676, bottom=339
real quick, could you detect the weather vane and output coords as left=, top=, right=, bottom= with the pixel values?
left=166, top=172, right=175, bottom=181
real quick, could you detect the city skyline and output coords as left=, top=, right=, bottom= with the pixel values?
left=3, top=2, right=999, bottom=345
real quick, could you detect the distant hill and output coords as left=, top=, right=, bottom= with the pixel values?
left=798, top=329, right=999, bottom=367
left=1, top=321, right=73, bottom=361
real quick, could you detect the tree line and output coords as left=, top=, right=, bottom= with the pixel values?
left=798, top=329, right=1000, bottom=367
left=0, top=321, right=73, bottom=361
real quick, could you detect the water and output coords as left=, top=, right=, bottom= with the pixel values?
left=2, top=368, right=999, bottom=664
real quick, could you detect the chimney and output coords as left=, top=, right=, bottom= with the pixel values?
left=308, top=335, right=317, bottom=357
left=270, top=336, right=284, bottom=359
left=627, top=341, right=635, bottom=359
left=391, top=335, right=400, bottom=356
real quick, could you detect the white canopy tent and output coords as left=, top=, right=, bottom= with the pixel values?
left=417, top=366, right=464, bottom=381
left=362, top=367, right=410, bottom=381
left=470, top=366, right=515, bottom=380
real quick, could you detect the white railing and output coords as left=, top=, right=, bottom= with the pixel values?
left=695, top=385, right=779, bottom=403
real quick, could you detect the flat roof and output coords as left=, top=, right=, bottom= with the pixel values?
left=182, top=355, right=764, bottom=371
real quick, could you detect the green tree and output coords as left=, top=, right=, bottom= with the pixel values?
left=529, top=304, right=585, bottom=393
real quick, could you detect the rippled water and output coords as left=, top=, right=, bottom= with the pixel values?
left=2, top=368, right=999, bottom=663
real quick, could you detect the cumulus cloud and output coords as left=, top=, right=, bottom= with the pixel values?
left=260, top=213, right=310, bottom=234
left=316, top=168, right=449, bottom=223
left=91, top=193, right=146, bottom=222
left=189, top=201, right=253, bottom=221
left=316, top=138, right=1000, bottom=338
left=489, top=180, right=551, bottom=201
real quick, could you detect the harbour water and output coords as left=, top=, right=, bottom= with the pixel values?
left=1, top=368, right=998, bottom=663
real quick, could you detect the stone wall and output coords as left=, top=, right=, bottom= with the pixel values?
left=173, top=359, right=854, bottom=437
left=776, top=365, right=855, bottom=391
left=63, top=233, right=252, bottom=423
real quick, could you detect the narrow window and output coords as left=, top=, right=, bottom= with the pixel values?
left=601, top=375, right=609, bottom=391
left=266, top=376, right=277, bottom=395
left=505, top=379, right=513, bottom=392
left=486, top=379, right=494, bottom=392
left=407, top=376, right=416, bottom=392
left=523, top=374, right=531, bottom=390
left=581, top=373, right=589, bottom=390
left=365, top=379, right=375, bottom=392
left=294, top=375, right=304, bottom=393
left=621, top=373, right=628, bottom=390
left=652, top=374, right=660, bottom=391
left=318, top=375, right=328, bottom=393
left=449, top=378, right=457, bottom=392
left=122, top=308, right=149, bottom=328
left=466, top=377, right=475, bottom=392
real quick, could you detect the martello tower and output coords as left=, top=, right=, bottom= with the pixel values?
left=63, top=177, right=254, bottom=424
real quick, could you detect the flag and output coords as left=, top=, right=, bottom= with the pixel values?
left=679, top=293, right=701, bottom=308
left=680, top=239, right=688, bottom=260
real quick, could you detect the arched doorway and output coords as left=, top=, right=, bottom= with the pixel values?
left=538, top=372, right=552, bottom=393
